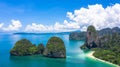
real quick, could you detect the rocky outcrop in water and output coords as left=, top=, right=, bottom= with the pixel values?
left=10, top=39, right=39, bottom=56
left=43, top=36, right=66, bottom=58
left=10, top=37, right=66, bottom=58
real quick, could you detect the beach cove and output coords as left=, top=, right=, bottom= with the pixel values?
left=86, top=51, right=120, bottom=67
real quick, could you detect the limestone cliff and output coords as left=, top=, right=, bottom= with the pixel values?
left=85, top=25, right=98, bottom=48
left=43, top=36, right=66, bottom=58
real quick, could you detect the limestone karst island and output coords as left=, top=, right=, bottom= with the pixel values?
left=10, top=37, right=66, bottom=58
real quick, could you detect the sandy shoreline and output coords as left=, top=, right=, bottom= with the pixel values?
left=86, top=51, right=120, bottom=67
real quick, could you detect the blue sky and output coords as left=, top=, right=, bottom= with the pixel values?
left=0, top=0, right=120, bottom=32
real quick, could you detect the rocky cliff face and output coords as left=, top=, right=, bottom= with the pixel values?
left=69, top=27, right=120, bottom=41
left=43, top=36, right=66, bottom=58
left=80, top=26, right=120, bottom=49
left=10, top=39, right=40, bottom=56
left=84, top=25, right=98, bottom=49
left=10, top=37, right=66, bottom=58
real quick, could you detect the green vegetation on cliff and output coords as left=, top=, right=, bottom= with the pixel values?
left=93, top=48, right=120, bottom=66
left=43, top=36, right=66, bottom=58
left=10, top=37, right=66, bottom=58
left=93, top=33, right=120, bottom=65
left=80, top=25, right=120, bottom=66
left=87, top=25, right=97, bottom=34
left=37, top=43, right=45, bottom=54
left=81, top=25, right=98, bottom=49
left=87, top=25, right=97, bottom=39
left=10, top=39, right=44, bottom=56
left=69, top=26, right=120, bottom=41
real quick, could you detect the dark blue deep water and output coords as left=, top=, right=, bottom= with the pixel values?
left=0, top=33, right=115, bottom=67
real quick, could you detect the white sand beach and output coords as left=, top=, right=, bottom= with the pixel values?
left=86, top=51, right=120, bottom=67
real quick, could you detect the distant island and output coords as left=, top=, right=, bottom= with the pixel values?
left=70, top=25, right=120, bottom=66
left=13, top=31, right=72, bottom=35
left=10, top=36, right=66, bottom=58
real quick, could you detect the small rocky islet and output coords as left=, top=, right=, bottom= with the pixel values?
left=10, top=36, right=66, bottom=58
left=43, top=36, right=66, bottom=58
left=10, top=39, right=45, bottom=56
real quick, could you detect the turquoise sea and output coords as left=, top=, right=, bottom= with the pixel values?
left=0, top=33, right=115, bottom=67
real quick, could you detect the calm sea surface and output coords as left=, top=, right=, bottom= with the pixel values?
left=0, top=33, right=115, bottom=67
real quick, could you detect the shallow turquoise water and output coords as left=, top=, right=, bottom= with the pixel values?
left=0, top=33, right=115, bottom=67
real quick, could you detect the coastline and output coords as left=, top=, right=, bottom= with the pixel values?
left=86, top=51, right=120, bottom=67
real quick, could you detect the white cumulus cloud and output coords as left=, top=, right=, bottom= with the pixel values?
left=25, top=3, right=120, bottom=32
left=1, top=3, right=120, bottom=32
left=25, top=20, right=80, bottom=32
left=3, top=19, right=22, bottom=31
left=25, top=23, right=53, bottom=32
left=67, top=3, right=120, bottom=31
